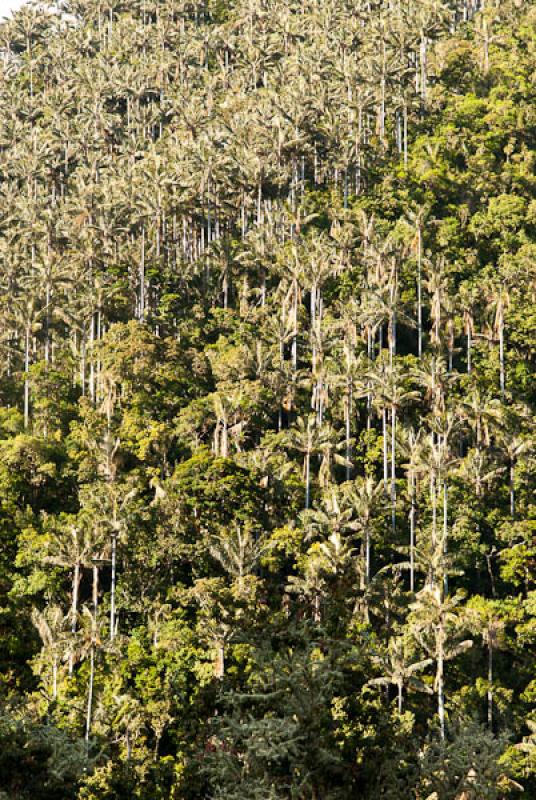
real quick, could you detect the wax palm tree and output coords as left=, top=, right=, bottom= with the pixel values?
left=466, top=597, right=507, bottom=729
left=367, top=360, right=419, bottom=534
left=409, top=585, right=473, bottom=740
left=287, top=531, right=355, bottom=623
left=425, top=255, right=451, bottom=353
left=398, top=526, right=462, bottom=595
left=404, top=202, right=432, bottom=357
left=399, top=424, right=427, bottom=591
left=412, top=353, right=456, bottom=418
left=495, top=426, right=533, bottom=519
left=484, top=278, right=511, bottom=400
left=457, top=448, right=504, bottom=499
left=9, top=282, right=47, bottom=429
left=44, top=523, right=98, bottom=637
left=79, top=465, right=137, bottom=643
left=459, top=283, right=479, bottom=374
left=368, top=636, right=433, bottom=714
left=411, top=430, right=458, bottom=581
left=285, top=415, right=347, bottom=509
left=209, top=523, right=269, bottom=597
left=111, top=693, right=145, bottom=762
left=77, top=605, right=101, bottom=744
left=343, top=476, right=385, bottom=586
left=31, top=604, right=69, bottom=700
left=299, top=488, right=355, bottom=544
left=460, top=387, right=505, bottom=450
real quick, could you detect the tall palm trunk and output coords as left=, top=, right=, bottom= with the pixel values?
left=24, top=325, right=31, bottom=429
left=499, top=315, right=505, bottom=400
left=510, top=461, right=515, bottom=519
left=382, top=408, right=389, bottom=486
left=52, top=656, right=58, bottom=700
left=417, top=227, right=423, bottom=358
left=487, top=636, right=493, bottom=729
left=467, top=328, right=472, bottom=373
left=410, top=473, right=416, bottom=592
left=44, top=283, right=51, bottom=365
left=391, top=406, right=397, bottom=535
left=437, top=614, right=445, bottom=741
left=89, top=313, right=95, bottom=402
left=345, top=382, right=352, bottom=481
left=110, top=532, right=117, bottom=641
left=71, top=562, right=80, bottom=634
left=85, top=645, right=95, bottom=744
left=304, top=447, right=311, bottom=510
left=365, top=524, right=371, bottom=585
left=443, top=480, right=449, bottom=595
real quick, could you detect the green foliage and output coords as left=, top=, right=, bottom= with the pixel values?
left=0, top=706, right=89, bottom=800
left=0, top=0, right=534, bottom=798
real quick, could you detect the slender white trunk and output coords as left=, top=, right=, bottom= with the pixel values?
left=85, top=646, right=95, bottom=743
left=487, top=639, right=493, bottom=729
left=410, top=474, right=416, bottom=592
left=510, top=462, right=515, bottom=519
left=89, top=314, right=96, bottom=402
left=24, top=327, right=30, bottom=428
left=417, top=229, right=423, bottom=358
left=443, top=481, right=449, bottom=595
left=345, top=384, right=352, bottom=481
left=438, top=625, right=445, bottom=741
left=431, top=472, right=437, bottom=549
left=305, top=449, right=311, bottom=510
left=365, top=525, right=370, bottom=585
left=467, top=324, right=472, bottom=374
left=140, top=226, right=146, bottom=321
left=391, top=406, right=396, bottom=534
left=110, top=533, right=117, bottom=641
left=382, top=409, right=388, bottom=486
left=499, top=319, right=505, bottom=400
left=72, top=562, right=80, bottom=633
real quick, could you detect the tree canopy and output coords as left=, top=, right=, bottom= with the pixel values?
left=0, top=0, right=534, bottom=798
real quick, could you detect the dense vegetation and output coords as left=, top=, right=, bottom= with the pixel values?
left=0, top=0, right=534, bottom=797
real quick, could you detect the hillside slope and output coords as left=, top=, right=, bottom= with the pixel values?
left=0, top=1, right=534, bottom=798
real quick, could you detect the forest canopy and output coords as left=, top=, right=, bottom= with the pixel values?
left=0, top=0, right=534, bottom=798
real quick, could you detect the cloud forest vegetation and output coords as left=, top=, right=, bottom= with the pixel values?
left=0, top=0, right=534, bottom=797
